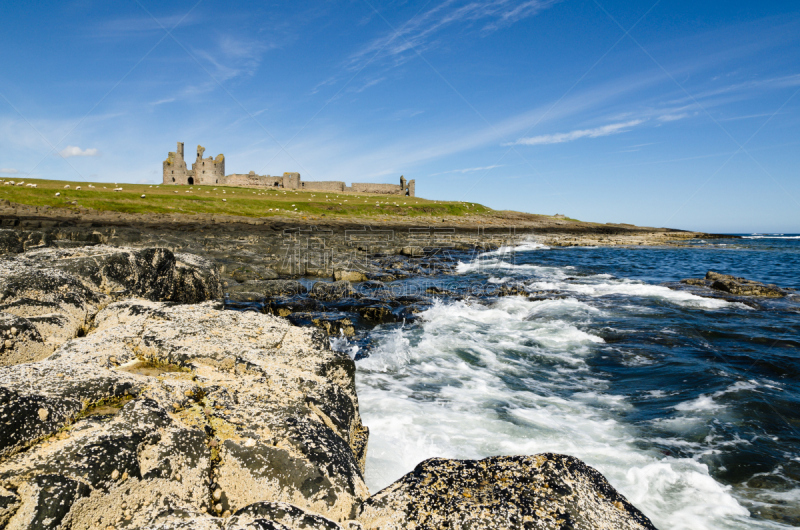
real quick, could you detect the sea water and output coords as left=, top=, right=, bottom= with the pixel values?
left=341, top=236, right=800, bottom=529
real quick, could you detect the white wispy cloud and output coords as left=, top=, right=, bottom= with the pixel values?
left=196, top=35, right=273, bottom=83
left=508, top=120, right=645, bottom=146
left=431, top=165, right=504, bottom=175
left=59, top=146, right=100, bottom=158
left=0, top=168, right=20, bottom=174
left=345, top=0, right=560, bottom=76
left=658, top=113, right=689, bottom=122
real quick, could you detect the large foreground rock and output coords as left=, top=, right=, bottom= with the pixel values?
left=0, top=301, right=368, bottom=529
left=358, top=454, right=656, bottom=530
left=0, top=246, right=222, bottom=366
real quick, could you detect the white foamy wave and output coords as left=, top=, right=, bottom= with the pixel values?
left=673, top=380, right=760, bottom=413
left=480, top=240, right=550, bottom=256
left=742, top=235, right=800, bottom=240
left=624, top=459, right=750, bottom=528
left=526, top=278, right=748, bottom=310
left=329, top=335, right=360, bottom=358
left=457, top=251, right=748, bottom=311
left=356, top=299, right=766, bottom=530
left=456, top=258, right=565, bottom=277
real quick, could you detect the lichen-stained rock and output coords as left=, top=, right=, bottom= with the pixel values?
left=0, top=300, right=368, bottom=527
left=173, top=252, right=225, bottom=303
left=13, top=245, right=223, bottom=303
left=96, top=501, right=346, bottom=530
left=357, top=454, right=657, bottom=530
left=0, top=313, right=51, bottom=367
left=0, top=246, right=222, bottom=365
left=229, top=501, right=345, bottom=530
left=1, top=474, right=90, bottom=530
left=0, top=260, right=109, bottom=365
left=0, top=360, right=140, bottom=458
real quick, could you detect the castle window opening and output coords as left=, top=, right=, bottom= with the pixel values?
left=188, top=177, right=194, bottom=185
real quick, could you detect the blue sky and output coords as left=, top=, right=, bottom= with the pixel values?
left=1, top=0, right=798, bottom=232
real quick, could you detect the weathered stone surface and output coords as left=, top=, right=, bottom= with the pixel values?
left=0, top=230, right=23, bottom=255
left=357, top=454, right=656, bottom=530
left=0, top=262, right=108, bottom=365
left=310, top=316, right=355, bottom=337
left=228, top=264, right=280, bottom=283
left=228, top=279, right=307, bottom=299
left=13, top=246, right=223, bottom=303
left=705, top=271, right=788, bottom=297
left=0, top=313, right=51, bottom=367
left=357, top=305, right=396, bottom=324
left=678, top=272, right=790, bottom=298
left=0, top=246, right=222, bottom=366
left=333, top=270, right=368, bottom=283
left=0, top=300, right=368, bottom=528
left=310, top=281, right=357, bottom=301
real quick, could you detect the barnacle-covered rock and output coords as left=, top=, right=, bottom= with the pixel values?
left=357, top=454, right=656, bottom=530
left=0, top=300, right=367, bottom=528
left=0, top=246, right=222, bottom=366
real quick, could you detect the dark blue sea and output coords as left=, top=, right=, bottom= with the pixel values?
left=340, top=235, right=800, bottom=529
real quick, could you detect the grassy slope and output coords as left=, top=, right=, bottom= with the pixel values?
left=0, top=178, right=502, bottom=220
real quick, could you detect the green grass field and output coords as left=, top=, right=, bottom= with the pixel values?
left=0, top=178, right=495, bottom=220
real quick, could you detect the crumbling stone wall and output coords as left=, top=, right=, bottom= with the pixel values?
left=300, top=181, right=347, bottom=192
left=351, top=183, right=407, bottom=195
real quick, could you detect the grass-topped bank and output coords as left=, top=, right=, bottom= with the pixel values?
left=0, top=178, right=501, bottom=220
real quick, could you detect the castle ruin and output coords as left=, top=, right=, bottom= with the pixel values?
left=163, top=142, right=414, bottom=196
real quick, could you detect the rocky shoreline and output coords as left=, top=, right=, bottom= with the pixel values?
left=0, top=231, right=659, bottom=528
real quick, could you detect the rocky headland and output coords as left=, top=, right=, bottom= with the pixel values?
left=0, top=230, right=659, bottom=528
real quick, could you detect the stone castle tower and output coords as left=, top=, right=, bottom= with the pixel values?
left=163, top=142, right=224, bottom=185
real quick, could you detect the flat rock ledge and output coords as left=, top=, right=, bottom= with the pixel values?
left=0, top=245, right=656, bottom=529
